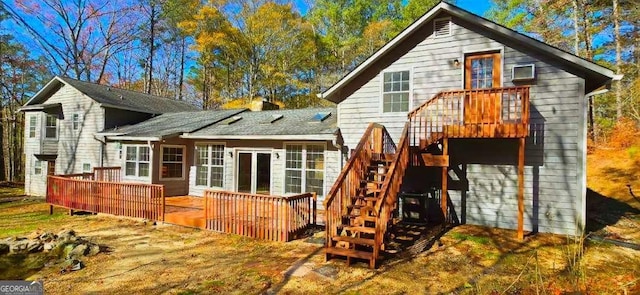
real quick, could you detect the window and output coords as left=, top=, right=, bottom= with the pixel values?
left=82, top=163, right=91, bottom=173
left=45, top=114, right=57, bottom=139
left=195, top=144, right=224, bottom=187
left=512, top=64, right=535, bottom=81
left=285, top=144, right=324, bottom=197
left=161, top=145, right=185, bottom=179
left=382, top=71, right=410, bottom=113
left=72, top=113, right=81, bottom=130
left=34, top=160, right=42, bottom=175
left=125, top=145, right=150, bottom=177
left=29, top=115, right=36, bottom=138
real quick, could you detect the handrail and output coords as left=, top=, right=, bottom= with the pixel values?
left=373, top=123, right=410, bottom=261
left=323, top=122, right=396, bottom=247
left=323, top=123, right=381, bottom=209
left=408, top=86, right=530, bottom=147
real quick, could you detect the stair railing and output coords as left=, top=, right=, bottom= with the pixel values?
left=408, top=86, right=530, bottom=149
left=373, top=122, right=410, bottom=262
left=324, top=123, right=396, bottom=247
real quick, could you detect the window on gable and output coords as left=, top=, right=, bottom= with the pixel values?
left=29, top=115, right=36, bottom=138
left=72, top=113, right=81, bottom=130
left=125, top=145, right=150, bottom=177
left=434, top=18, right=451, bottom=37
left=45, top=114, right=57, bottom=139
left=195, top=144, right=224, bottom=188
left=285, top=143, right=324, bottom=197
left=382, top=71, right=410, bottom=113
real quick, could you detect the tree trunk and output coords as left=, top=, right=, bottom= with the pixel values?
left=613, top=0, right=623, bottom=119
left=572, top=0, right=580, bottom=55
left=178, top=37, right=185, bottom=100
left=147, top=3, right=156, bottom=95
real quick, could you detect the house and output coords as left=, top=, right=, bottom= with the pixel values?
left=97, top=107, right=343, bottom=200
left=27, top=1, right=618, bottom=268
left=321, top=2, right=617, bottom=267
left=20, top=76, right=198, bottom=196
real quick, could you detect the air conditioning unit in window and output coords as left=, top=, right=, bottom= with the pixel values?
left=512, top=64, right=535, bottom=81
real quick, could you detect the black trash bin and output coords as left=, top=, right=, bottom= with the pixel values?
left=399, top=191, right=431, bottom=224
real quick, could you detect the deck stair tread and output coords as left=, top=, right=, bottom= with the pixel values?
left=332, top=236, right=376, bottom=246
left=325, top=247, right=374, bottom=260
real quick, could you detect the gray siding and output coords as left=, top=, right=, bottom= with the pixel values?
left=186, top=139, right=342, bottom=209
left=24, top=85, right=105, bottom=196
left=337, top=13, right=587, bottom=235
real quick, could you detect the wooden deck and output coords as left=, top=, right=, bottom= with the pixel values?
left=164, top=196, right=205, bottom=228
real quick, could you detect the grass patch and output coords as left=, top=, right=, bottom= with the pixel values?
left=451, top=232, right=491, bottom=245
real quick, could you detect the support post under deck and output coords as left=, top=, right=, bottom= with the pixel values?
left=441, top=138, right=449, bottom=221
left=517, top=137, right=525, bottom=240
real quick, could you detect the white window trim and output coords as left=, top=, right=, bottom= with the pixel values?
left=82, top=163, right=92, bottom=173
left=72, top=113, right=81, bottom=131
left=43, top=114, right=58, bottom=140
left=282, top=142, right=327, bottom=197
left=29, top=115, right=37, bottom=138
left=433, top=17, right=453, bottom=38
left=33, top=159, right=42, bottom=175
left=379, top=68, right=413, bottom=115
left=511, top=64, right=536, bottom=81
left=159, top=144, right=186, bottom=181
left=459, top=47, right=505, bottom=89
left=194, top=142, right=225, bottom=189
left=123, top=144, right=151, bottom=180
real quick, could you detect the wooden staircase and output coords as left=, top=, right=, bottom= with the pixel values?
left=325, top=153, right=394, bottom=267
left=325, top=86, right=531, bottom=268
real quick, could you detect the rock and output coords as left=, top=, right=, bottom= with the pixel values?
left=88, top=244, right=101, bottom=256
left=0, top=243, right=9, bottom=255
left=68, top=244, right=89, bottom=259
left=43, top=242, right=55, bottom=251
left=26, top=240, right=43, bottom=253
left=39, top=232, right=56, bottom=243
left=27, top=231, right=41, bottom=240
left=57, top=229, right=76, bottom=242
left=9, top=240, right=29, bottom=254
left=61, top=259, right=84, bottom=273
left=62, top=244, right=76, bottom=258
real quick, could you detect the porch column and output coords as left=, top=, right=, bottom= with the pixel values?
left=517, top=137, right=525, bottom=240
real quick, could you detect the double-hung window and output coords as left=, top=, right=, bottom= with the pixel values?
left=285, top=143, right=324, bottom=197
left=195, top=144, right=224, bottom=188
left=125, top=145, right=150, bottom=177
left=44, top=114, right=58, bottom=139
left=161, top=145, right=185, bottom=179
left=34, top=159, right=42, bottom=175
left=29, top=115, right=37, bottom=138
left=72, top=113, right=81, bottom=130
left=382, top=70, right=410, bottom=113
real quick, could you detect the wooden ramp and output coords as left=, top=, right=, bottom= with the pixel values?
left=164, top=196, right=205, bottom=229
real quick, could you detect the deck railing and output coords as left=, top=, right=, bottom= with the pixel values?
left=93, top=167, right=121, bottom=182
left=323, top=123, right=396, bottom=247
left=408, top=86, right=530, bottom=147
left=204, top=190, right=317, bottom=242
left=47, top=176, right=165, bottom=221
left=373, top=123, right=410, bottom=261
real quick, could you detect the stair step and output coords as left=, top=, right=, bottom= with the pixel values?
left=326, top=247, right=373, bottom=260
left=347, top=204, right=364, bottom=209
left=344, top=214, right=377, bottom=222
left=341, top=226, right=376, bottom=234
left=361, top=180, right=384, bottom=184
left=332, top=236, right=376, bottom=246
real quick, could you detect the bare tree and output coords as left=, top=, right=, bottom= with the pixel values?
left=3, top=0, right=137, bottom=82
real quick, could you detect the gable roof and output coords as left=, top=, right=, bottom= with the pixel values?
left=320, top=1, right=617, bottom=103
left=182, top=107, right=338, bottom=140
left=99, top=109, right=248, bottom=141
left=24, top=76, right=198, bottom=114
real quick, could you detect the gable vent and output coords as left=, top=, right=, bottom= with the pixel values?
left=434, top=18, right=451, bottom=37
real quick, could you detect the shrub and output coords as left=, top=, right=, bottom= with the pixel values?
left=608, top=117, right=640, bottom=149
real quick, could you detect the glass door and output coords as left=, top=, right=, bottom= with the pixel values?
left=236, top=151, right=271, bottom=195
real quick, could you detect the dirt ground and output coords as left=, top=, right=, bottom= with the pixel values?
left=0, top=138, right=639, bottom=294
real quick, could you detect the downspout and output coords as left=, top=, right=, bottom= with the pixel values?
left=94, top=135, right=106, bottom=167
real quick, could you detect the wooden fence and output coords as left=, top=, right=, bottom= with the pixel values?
left=93, top=167, right=121, bottom=182
left=204, top=190, right=316, bottom=242
left=47, top=176, right=165, bottom=221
